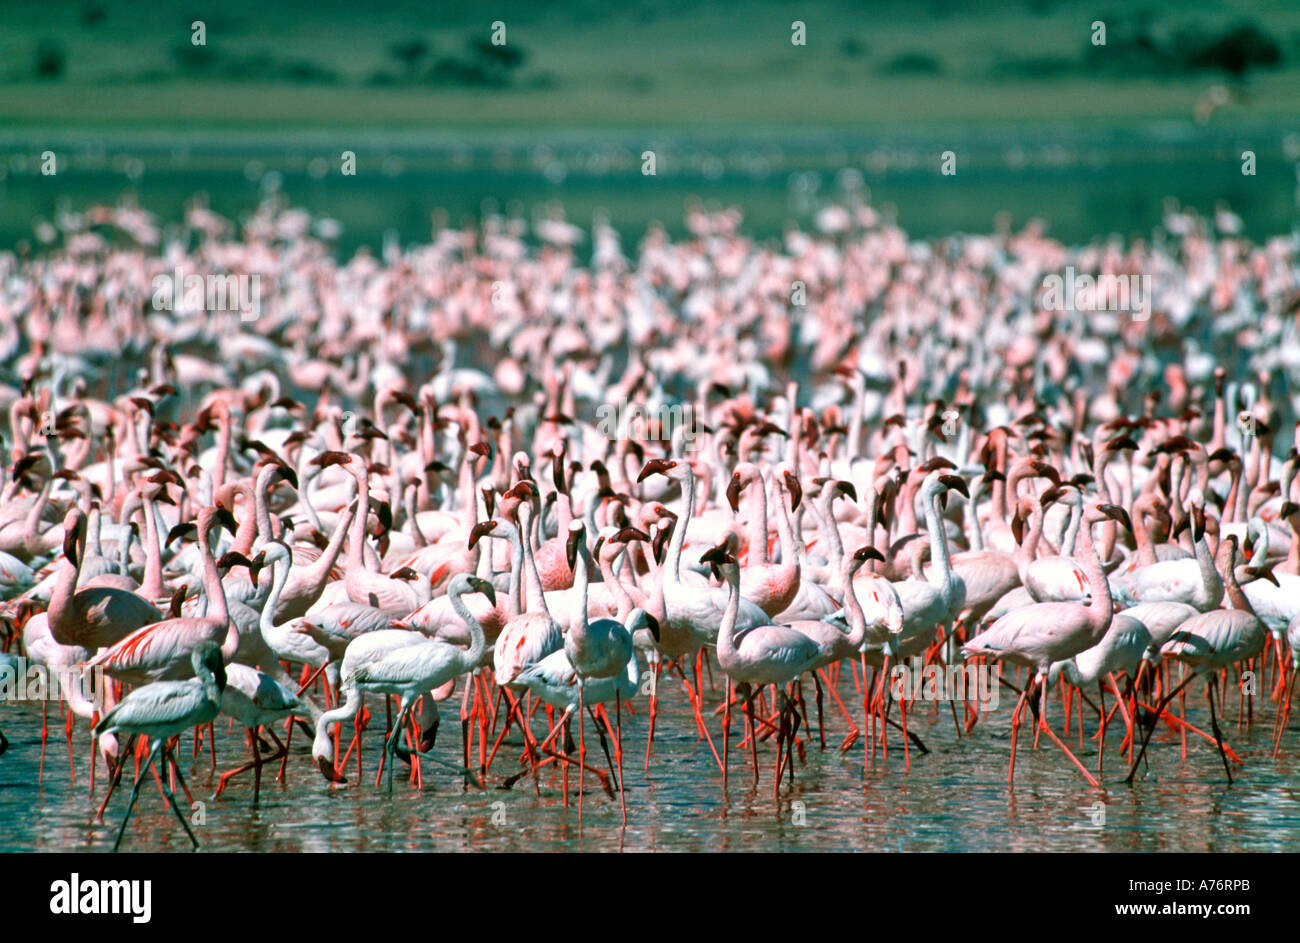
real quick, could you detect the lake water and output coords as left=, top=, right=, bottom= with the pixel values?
left=2, top=122, right=1297, bottom=255
left=3, top=668, right=1299, bottom=852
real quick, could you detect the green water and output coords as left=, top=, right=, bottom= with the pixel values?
left=2, top=123, right=1297, bottom=254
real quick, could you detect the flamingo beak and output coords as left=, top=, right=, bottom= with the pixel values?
left=785, top=472, right=802, bottom=511
left=317, top=756, right=347, bottom=784
left=726, top=474, right=743, bottom=512
left=469, top=520, right=496, bottom=549
left=637, top=459, right=670, bottom=483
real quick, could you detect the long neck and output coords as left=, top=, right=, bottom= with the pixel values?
left=818, top=494, right=845, bottom=578
left=665, top=469, right=695, bottom=582
left=967, top=480, right=985, bottom=551
left=1193, top=529, right=1224, bottom=609
left=25, top=478, right=51, bottom=536
left=306, top=504, right=352, bottom=584
left=260, top=552, right=290, bottom=635
left=715, top=570, right=741, bottom=662
left=841, top=561, right=869, bottom=649
left=773, top=483, right=796, bottom=569
left=598, top=551, right=634, bottom=618
left=506, top=525, right=523, bottom=617
left=922, top=487, right=953, bottom=595
left=50, top=529, right=80, bottom=627
left=140, top=493, right=164, bottom=600
left=1061, top=494, right=1083, bottom=555
left=519, top=506, right=548, bottom=615
left=1233, top=452, right=1250, bottom=523
left=573, top=542, right=590, bottom=630
left=347, top=469, right=369, bottom=573
left=449, top=583, right=487, bottom=663
left=458, top=449, right=477, bottom=525
left=748, top=473, right=769, bottom=565
left=230, top=487, right=259, bottom=555
left=255, top=470, right=276, bottom=541
left=1134, top=501, right=1156, bottom=566
left=213, top=414, right=230, bottom=494
left=1076, top=520, right=1112, bottom=630
left=1222, top=546, right=1253, bottom=614
left=199, top=526, right=235, bottom=658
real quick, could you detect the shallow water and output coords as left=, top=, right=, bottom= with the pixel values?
left=3, top=667, right=1299, bottom=853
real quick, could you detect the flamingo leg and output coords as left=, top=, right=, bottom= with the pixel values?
left=577, top=680, right=586, bottom=824
left=111, top=743, right=154, bottom=852
left=1036, top=670, right=1099, bottom=787
left=722, top=678, right=732, bottom=793
left=158, top=742, right=201, bottom=849
left=1125, top=672, right=1195, bottom=783
left=1207, top=675, right=1234, bottom=785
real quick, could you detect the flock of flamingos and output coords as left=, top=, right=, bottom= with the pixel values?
left=1, top=196, right=1299, bottom=850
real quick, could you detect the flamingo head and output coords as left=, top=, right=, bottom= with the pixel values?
left=637, top=457, right=677, bottom=482
left=565, top=520, right=586, bottom=572
left=465, top=575, right=497, bottom=607
left=1097, top=503, right=1133, bottom=533
left=469, top=520, right=499, bottom=549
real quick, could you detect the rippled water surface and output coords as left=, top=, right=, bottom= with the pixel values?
left=3, top=669, right=1300, bottom=853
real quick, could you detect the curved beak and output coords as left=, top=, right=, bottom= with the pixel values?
left=637, top=459, right=671, bottom=483
left=938, top=474, right=969, bottom=498
left=726, top=474, right=743, bottom=512
left=784, top=471, right=803, bottom=511
left=1099, top=504, right=1133, bottom=532
left=470, top=577, right=497, bottom=607
left=215, top=506, right=239, bottom=535
left=166, top=522, right=197, bottom=546
left=469, top=520, right=497, bottom=549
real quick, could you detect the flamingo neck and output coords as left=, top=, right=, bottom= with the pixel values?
left=841, top=560, right=869, bottom=650
left=922, top=486, right=954, bottom=599
left=260, top=550, right=290, bottom=636
left=665, top=469, right=695, bottom=583
left=449, top=581, right=487, bottom=665
left=519, top=505, right=549, bottom=616
left=1076, top=520, right=1112, bottom=630
left=599, top=551, right=634, bottom=619
left=1193, top=530, right=1224, bottom=609
left=715, top=570, right=742, bottom=663
left=140, top=493, right=165, bottom=600
left=748, top=471, right=769, bottom=565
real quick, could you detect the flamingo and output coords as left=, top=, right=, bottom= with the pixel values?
left=86, top=507, right=240, bottom=685
left=94, top=641, right=226, bottom=852
left=964, top=502, right=1132, bottom=787
left=48, top=507, right=162, bottom=649
left=312, top=573, right=496, bottom=789
left=1126, top=534, right=1268, bottom=784
left=213, top=663, right=312, bottom=802
left=705, top=545, right=820, bottom=795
